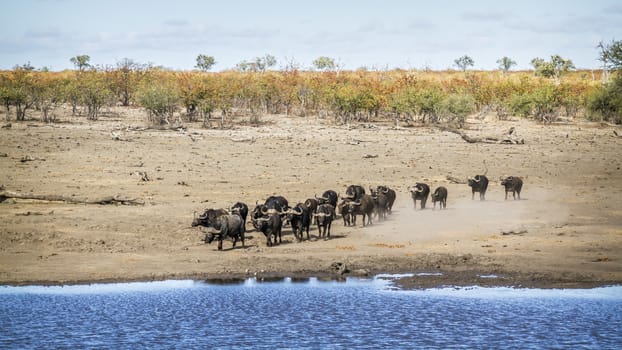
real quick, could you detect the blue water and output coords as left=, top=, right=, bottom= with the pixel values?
left=1, top=276, right=621, bottom=349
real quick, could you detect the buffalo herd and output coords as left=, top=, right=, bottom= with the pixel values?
left=192, top=176, right=524, bottom=250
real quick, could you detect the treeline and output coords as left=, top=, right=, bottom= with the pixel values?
left=0, top=63, right=619, bottom=126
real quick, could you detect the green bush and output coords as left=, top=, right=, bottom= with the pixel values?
left=507, top=85, right=559, bottom=122
left=137, top=79, right=180, bottom=125
left=586, top=74, right=622, bottom=124
left=441, top=93, right=475, bottom=126
left=508, top=93, right=533, bottom=118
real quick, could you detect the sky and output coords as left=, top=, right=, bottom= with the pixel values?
left=1, top=0, right=621, bottom=71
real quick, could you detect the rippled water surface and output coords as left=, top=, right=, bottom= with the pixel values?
left=1, top=277, right=621, bottom=349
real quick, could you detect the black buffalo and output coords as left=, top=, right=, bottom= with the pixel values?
left=230, top=202, right=249, bottom=223
left=431, top=186, right=448, bottom=209
left=345, top=185, right=366, bottom=201
left=304, top=198, right=319, bottom=214
left=409, top=183, right=430, bottom=209
left=375, top=186, right=396, bottom=214
left=468, top=175, right=489, bottom=200
left=337, top=199, right=352, bottom=226
left=252, top=195, right=289, bottom=220
left=347, top=194, right=375, bottom=227
left=252, top=213, right=283, bottom=247
left=314, top=203, right=334, bottom=239
left=287, top=203, right=311, bottom=241
left=316, top=190, right=338, bottom=208
left=192, top=208, right=228, bottom=229
left=202, top=213, right=246, bottom=251
left=371, top=191, right=388, bottom=221
left=501, top=176, right=523, bottom=200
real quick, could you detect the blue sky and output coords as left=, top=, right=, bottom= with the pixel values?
left=1, top=0, right=620, bottom=71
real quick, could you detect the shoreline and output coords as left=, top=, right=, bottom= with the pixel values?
left=2, top=268, right=620, bottom=290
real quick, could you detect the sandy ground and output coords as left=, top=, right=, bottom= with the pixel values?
left=1, top=107, right=621, bottom=288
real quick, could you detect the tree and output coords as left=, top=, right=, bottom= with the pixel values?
left=110, top=58, right=149, bottom=106
left=80, top=70, right=114, bottom=120
left=7, top=64, right=36, bottom=121
left=531, top=55, right=575, bottom=84
left=70, top=55, right=91, bottom=71
left=195, top=54, right=216, bottom=71
left=496, top=56, right=517, bottom=74
left=589, top=39, right=622, bottom=123
left=137, top=76, right=180, bottom=125
left=235, top=55, right=277, bottom=72
left=255, top=54, right=276, bottom=72
left=312, top=56, right=336, bottom=71
left=32, top=73, right=66, bottom=122
left=454, top=55, right=474, bottom=71
left=598, top=39, right=622, bottom=83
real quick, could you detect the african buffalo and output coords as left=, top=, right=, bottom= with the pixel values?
left=287, top=203, right=311, bottom=241
left=500, top=176, right=523, bottom=200
left=304, top=198, right=319, bottom=214
left=337, top=199, right=352, bottom=226
left=314, top=203, right=335, bottom=239
left=347, top=194, right=375, bottom=227
left=203, top=213, right=245, bottom=251
left=409, top=183, right=430, bottom=209
left=468, top=175, right=489, bottom=200
left=375, top=186, right=396, bottom=214
left=230, top=202, right=249, bottom=223
left=192, top=208, right=228, bottom=229
left=316, top=190, right=338, bottom=208
left=251, top=195, right=289, bottom=220
left=371, top=191, right=388, bottom=221
left=345, top=185, right=366, bottom=201
left=252, top=213, right=283, bottom=247
left=431, top=186, right=448, bottom=209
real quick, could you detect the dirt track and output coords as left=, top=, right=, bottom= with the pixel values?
left=1, top=107, right=621, bottom=288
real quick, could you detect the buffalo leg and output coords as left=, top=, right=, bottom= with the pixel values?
left=217, top=239, right=223, bottom=251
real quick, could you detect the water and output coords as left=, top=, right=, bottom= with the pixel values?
left=1, top=277, right=621, bottom=349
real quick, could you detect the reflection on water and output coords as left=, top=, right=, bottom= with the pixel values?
left=1, top=277, right=621, bottom=349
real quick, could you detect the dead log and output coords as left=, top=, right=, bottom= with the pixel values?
left=446, top=175, right=467, bottom=184
left=230, top=136, right=256, bottom=143
left=0, top=190, right=144, bottom=205
left=438, top=126, right=524, bottom=144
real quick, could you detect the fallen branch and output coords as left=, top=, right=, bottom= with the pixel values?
left=124, top=125, right=186, bottom=132
left=501, top=230, right=528, bottom=236
left=230, top=136, right=256, bottom=143
left=111, top=131, right=132, bottom=142
left=446, top=175, right=467, bottom=184
left=20, top=155, right=45, bottom=162
left=0, top=190, right=144, bottom=205
left=438, top=126, right=524, bottom=144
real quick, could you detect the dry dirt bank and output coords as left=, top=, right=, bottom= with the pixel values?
left=1, top=108, right=621, bottom=287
